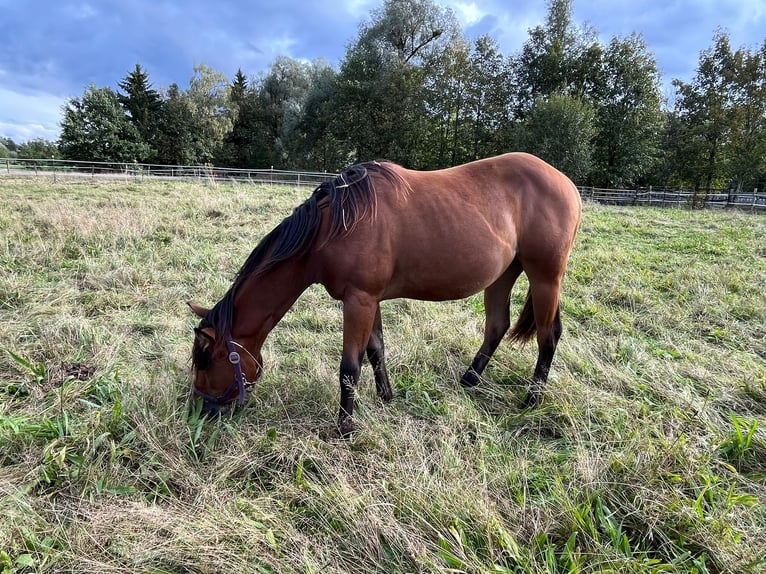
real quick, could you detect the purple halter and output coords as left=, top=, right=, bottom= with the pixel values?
left=194, top=335, right=260, bottom=408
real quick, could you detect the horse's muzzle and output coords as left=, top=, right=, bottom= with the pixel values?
left=200, top=397, right=225, bottom=415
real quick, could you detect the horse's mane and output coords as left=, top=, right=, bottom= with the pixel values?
left=196, top=161, right=408, bottom=342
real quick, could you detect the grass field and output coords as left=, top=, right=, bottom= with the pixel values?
left=0, top=176, right=764, bottom=573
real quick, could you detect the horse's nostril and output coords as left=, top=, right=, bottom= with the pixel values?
left=201, top=399, right=222, bottom=415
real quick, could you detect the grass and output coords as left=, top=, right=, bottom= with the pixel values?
left=0, top=175, right=764, bottom=573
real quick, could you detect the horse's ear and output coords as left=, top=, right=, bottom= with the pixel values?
left=194, top=327, right=215, bottom=349
left=187, top=301, right=209, bottom=318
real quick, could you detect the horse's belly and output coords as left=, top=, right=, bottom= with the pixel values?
left=383, top=250, right=512, bottom=301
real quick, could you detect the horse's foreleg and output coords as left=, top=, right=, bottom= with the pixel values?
left=366, top=304, right=393, bottom=401
left=461, top=260, right=523, bottom=388
left=338, top=294, right=378, bottom=437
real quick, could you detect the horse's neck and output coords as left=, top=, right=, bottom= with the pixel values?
left=231, top=258, right=311, bottom=346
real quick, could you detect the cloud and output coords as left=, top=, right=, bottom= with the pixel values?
left=448, top=1, right=488, bottom=26
left=0, top=87, right=64, bottom=142
left=1, top=0, right=766, bottom=143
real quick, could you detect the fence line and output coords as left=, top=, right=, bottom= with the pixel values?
left=578, top=185, right=766, bottom=212
left=3, top=157, right=764, bottom=212
left=1, top=157, right=336, bottom=187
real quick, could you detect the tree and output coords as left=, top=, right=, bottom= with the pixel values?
left=726, top=40, right=766, bottom=193
left=667, top=32, right=766, bottom=195
left=465, top=36, right=513, bottom=161
left=591, top=34, right=664, bottom=187
left=515, top=93, right=596, bottom=182
left=670, top=31, right=736, bottom=193
left=422, top=36, right=472, bottom=167
left=219, top=69, right=254, bottom=167
left=118, top=64, right=162, bottom=161
left=155, top=83, right=196, bottom=166
left=291, top=62, right=347, bottom=171
left=17, top=139, right=60, bottom=159
left=362, top=0, right=457, bottom=65
left=185, top=64, right=233, bottom=164
left=257, top=57, right=314, bottom=167
left=512, top=0, right=601, bottom=117
left=0, top=139, right=13, bottom=158
left=1, top=137, right=18, bottom=157
left=330, top=0, right=460, bottom=166
left=59, top=85, right=150, bottom=162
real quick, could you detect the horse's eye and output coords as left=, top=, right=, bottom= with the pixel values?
left=192, top=340, right=212, bottom=370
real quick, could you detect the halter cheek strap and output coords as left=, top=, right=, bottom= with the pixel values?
left=194, top=337, right=262, bottom=407
left=226, top=339, right=248, bottom=405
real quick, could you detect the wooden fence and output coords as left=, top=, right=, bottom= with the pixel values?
left=579, top=186, right=766, bottom=211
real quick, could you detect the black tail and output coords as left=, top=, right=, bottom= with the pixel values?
left=508, top=289, right=536, bottom=344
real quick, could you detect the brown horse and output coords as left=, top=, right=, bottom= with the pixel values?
left=189, top=152, right=581, bottom=436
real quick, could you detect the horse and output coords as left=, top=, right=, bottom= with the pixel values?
left=188, top=152, right=582, bottom=436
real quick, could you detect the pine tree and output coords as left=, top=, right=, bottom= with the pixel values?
left=118, top=64, right=163, bottom=161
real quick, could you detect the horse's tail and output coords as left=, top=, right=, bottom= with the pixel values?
left=508, top=288, right=536, bottom=344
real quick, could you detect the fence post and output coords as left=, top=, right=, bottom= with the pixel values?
left=5, top=159, right=8, bottom=173
left=753, top=189, right=758, bottom=213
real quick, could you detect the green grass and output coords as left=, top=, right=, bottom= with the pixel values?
left=0, top=176, right=764, bottom=573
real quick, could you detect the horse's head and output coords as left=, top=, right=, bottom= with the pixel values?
left=188, top=302, right=263, bottom=415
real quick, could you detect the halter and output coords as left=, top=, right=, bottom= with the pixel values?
left=193, top=336, right=262, bottom=408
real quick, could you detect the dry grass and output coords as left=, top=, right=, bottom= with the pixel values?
left=0, top=175, right=765, bottom=573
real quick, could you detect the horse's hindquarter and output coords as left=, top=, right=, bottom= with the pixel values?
left=318, top=153, right=581, bottom=302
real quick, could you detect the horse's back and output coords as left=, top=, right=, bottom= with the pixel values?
left=390, top=152, right=580, bottom=252
left=319, top=153, right=581, bottom=301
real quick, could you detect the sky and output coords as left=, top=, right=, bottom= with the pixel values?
left=1, top=0, right=765, bottom=144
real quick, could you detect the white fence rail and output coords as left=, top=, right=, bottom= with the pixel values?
left=1, top=157, right=336, bottom=187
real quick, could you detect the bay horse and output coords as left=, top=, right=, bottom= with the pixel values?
left=189, top=152, right=581, bottom=436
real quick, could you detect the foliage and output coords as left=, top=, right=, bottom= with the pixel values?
left=512, top=0, right=602, bottom=116
left=515, top=93, right=597, bottom=181
left=16, top=139, right=60, bottom=160
left=154, top=83, right=197, bottom=166
left=591, top=34, right=664, bottom=187
left=59, top=85, right=152, bottom=163
left=0, top=138, right=15, bottom=158
left=118, top=64, right=163, bottom=161
left=326, top=0, right=458, bottom=167
left=184, top=64, right=234, bottom=164
left=0, top=176, right=764, bottom=573
left=668, top=31, right=766, bottom=193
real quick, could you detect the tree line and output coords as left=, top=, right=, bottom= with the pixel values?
left=3, top=0, right=765, bottom=192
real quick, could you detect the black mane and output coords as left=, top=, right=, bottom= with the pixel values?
left=197, top=161, right=406, bottom=343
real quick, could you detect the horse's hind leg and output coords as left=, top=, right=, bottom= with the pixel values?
left=366, top=304, right=393, bottom=401
left=523, top=279, right=563, bottom=407
left=461, top=259, right=523, bottom=388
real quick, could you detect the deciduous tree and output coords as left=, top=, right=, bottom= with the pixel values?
left=512, top=0, right=601, bottom=117
left=591, top=34, right=664, bottom=187
left=59, top=85, right=150, bottom=162
left=515, top=93, right=596, bottom=182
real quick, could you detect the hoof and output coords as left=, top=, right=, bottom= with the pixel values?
left=376, top=381, right=394, bottom=402
left=460, top=368, right=480, bottom=388
left=338, top=416, right=356, bottom=439
left=522, top=390, right=542, bottom=408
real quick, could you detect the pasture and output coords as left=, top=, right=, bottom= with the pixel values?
left=0, top=176, right=764, bottom=573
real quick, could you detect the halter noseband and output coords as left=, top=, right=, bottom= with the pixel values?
left=194, top=336, right=262, bottom=407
